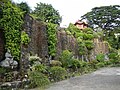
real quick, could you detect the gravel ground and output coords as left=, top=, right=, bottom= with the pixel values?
left=45, top=67, right=120, bottom=90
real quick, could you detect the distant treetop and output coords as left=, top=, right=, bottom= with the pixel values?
left=81, top=5, right=120, bottom=31
left=32, top=2, right=62, bottom=25
left=17, top=2, right=31, bottom=14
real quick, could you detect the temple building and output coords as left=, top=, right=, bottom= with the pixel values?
left=74, top=20, right=88, bottom=30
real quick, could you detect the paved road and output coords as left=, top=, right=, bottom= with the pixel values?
left=46, top=67, right=120, bottom=90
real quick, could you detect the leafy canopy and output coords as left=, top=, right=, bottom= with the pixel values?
left=81, top=5, right=120, bottom=30
left=81, top=5, right=120, bottom=49
left=32, top=2, right=62, bottom=25
left=17, top=2, right=31, bottom=14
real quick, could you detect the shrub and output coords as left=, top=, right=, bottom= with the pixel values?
left=50, top=60, right=62, bottom=67
left=89, top=60, right=98, bottom=69
left=50, top=66, right=67, bottom=82
left=80, top=61, right=88, bottom=67
left=59, top=50, right=73, bottom=68
left=0, top=67, right=7, bottom=74
left=79, top=61, right=89, bottom=74
left=108, top=53, right=118, bottom=60
left=29, top=55, right=42, bottom=65
left=4, top=72, right=13, bottom=82
left=96, top=53, right=105, bottom=62
left=32, top=64, right=47, bottom=73
left=96, top=62, right=105, bottom=68
left=104, top=60, right=112, bottom=66
left=118, top=49, right=120, bottom=57
left=109, top=59, right=120, bottom=65
left=71, top=59, right=81, bottom=71
left=28, top=71, right=50, bottom=88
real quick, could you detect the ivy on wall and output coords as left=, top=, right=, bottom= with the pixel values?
left=0, top=0, right=23, bottom=60
left=66, top=23, right=94, bottom=59
left=47, top=23, right=57, bottom=57
left=21, top=31, right=30, bottom=45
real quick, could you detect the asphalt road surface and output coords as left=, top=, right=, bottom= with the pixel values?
left=46, top=67, right=120, bottom=90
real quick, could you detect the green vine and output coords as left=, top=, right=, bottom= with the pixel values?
left=47, top=23, right=57, bottom=56
left=0, top=0, right=23, bottom=60
left=66, top=23, right=94, bottom=57
left=21, top=31, right=30, bottom=45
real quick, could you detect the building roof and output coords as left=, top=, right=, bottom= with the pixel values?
left=74, top=20, right=88, bottom=26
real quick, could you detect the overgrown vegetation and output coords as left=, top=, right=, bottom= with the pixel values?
left=17, top=2, right=31, bottom=14
left=0, top=0, right=23, bottom=60
left=81, top=5, right=120, bottom=49
left=47, top=23, right=57, bottom=57
left=28, top=71, right=50, bottom=88
left=1, top=0, right=120, bottom=90
left=31, top=2, right=62, bottom=25
left=21, top=31, right=30, bottom=45
left=66, top=24, right=94, bottom=61
left=50, top=66, right=67, bottom=82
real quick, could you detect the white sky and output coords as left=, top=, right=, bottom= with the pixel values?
left=13, top=0, right=120, bottom=27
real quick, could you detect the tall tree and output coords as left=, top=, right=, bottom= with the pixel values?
left=17, top=2, right=31, bottom=14
left=81, top=5, right=120, bottom=49
left=32, top=2, right=62, bottom=25
left=81, top=5, right=120, bottom=31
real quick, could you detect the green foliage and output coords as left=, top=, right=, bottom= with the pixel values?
left=29, top=55, right=42, bottom=66
left=89, top=60, right=98, bottom=69
left=104, top=60, right=112, bottom=66
left=71, top=59, right=81, bottom=70
left=83, top=33, right=94, bottom=40
left=29, top=55, right=41, bottom=62
left=66, top=24, right=94, bottom=58
left=0, top=67, right=7, bottom=74
left=50, top=60, right=62, bottom=67
left=28, top=71, right=50, bottom=88
left=32, top=64, right=47, bottom=73
left=4, top=72, right=13, bottom=82
left=96, top=62, right=105, bottom=68
left=59, top=50, right=73, bottom=68
left=96, top=54, right=105, bottom=62
left=81, top=5, right=120, bottom=30
left=94, top=30, right=104, bottom=38
left=81, top=5, right=120, bottom=49
left=0, top=0, right=23, bottom=60
left=80, top=61, right=88, bottom=67
left=78, top=61, right=90, bottom=74
left=108, top=50, right=120, bottom=65
left=118, top=49, right=120, bottom=59
left=66, top=23, right=80, bottom=35
left=83, top=28, right=94, bottom=40
left=17, top=2, right=30, bottom=14
left=32, top=2, right=62, bottom=25
left=66, top=30, right=72, bottom=35
left=109, top=59, right=119, bottom=65
left=21, top=31, right=30, bottom=45
left=47, top=23, right=57, bottom=56
left=83, top=28, right=94, bottom=34
left=105, top=29, right=120, bottom=49
left=108, top=52, right=118, bottom=60
left=50, top=66, right=67, bottom=82
left=84, top=40, right=94, bottom=50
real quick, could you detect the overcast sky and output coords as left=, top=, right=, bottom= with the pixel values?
left=13, top=0, right=120, bottom=27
